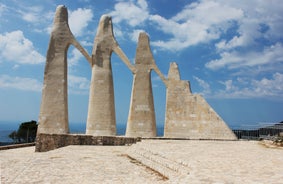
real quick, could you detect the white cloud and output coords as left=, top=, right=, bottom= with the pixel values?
left=110, top=0, right=282, bottom=55
left=150, top=1, right=243, bottom=51
left=17, top=5, right=53, bottom=26
left=110, top=0, right=149, bottom=27
left=68, top=74, right=90, bottom=95
left=193, top=76, right=211, bottom=95
left=21, top=6, right=43, bottom=22
left=0, top=73, right=90, bottom=94
left=80, top=40, right=93, bottom=47
left=208, top=0, right=283, bottom=75
left=205, top=73, right=283, bottom=99
left=130, top=29, right=145, bottom=42
left=251, top=73, right=283, bottom=97
left=68, top=48, right=84, bottom=67
left=69, top=8, right=93, bottom=37
left=219, top=0, right=283, bottom=42
left=0, top=75, right=42, bottom=92
left=206, top=43, right=283, bottom=70
left=137, top=0, right=148, bottom=10
left=216, top=36, right=246, bottom=51
left=0, top=3, right=7, bottom=17
left=0, top=30, right=45, bottom=64
left=172, top=1, right=242, bottom=23
left=219, top=80, right=238, bottom=92
left=112, top=26, right=124, bottom=40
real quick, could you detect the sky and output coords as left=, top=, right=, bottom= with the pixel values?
left=0, top=0, right=283, bottom=130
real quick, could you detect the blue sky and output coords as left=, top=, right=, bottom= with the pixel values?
left=0, top=0, right=283, bottom=130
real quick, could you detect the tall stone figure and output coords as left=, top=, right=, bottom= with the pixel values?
left=37, top=5, right=91, bottom=135
left=86, top=15, right=135, bottom=136
left=125, top=33, right=158, bottom=137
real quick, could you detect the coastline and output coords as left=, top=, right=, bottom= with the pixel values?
left=0, top=122, right=165, bottom=144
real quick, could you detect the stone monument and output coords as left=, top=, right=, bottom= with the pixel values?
left=86, top=15, right=135, bottom=136
left=125, top=33, right=157, bottom=137
left=36, top=5, right=236, bottom=152
left=37, top=5, right=91, bottom=135
left=164, top=62, right=237, bottom=140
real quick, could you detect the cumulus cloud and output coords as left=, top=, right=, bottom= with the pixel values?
left=0, top=75, right=42, bottom=92
left=193, top=72, right=283, bottom=99
left=251, top=73, right=283, bottom=97
left=69, top=8, right=93, bottom=37
left=206, top=43, right=283, bottom=70
left=130, top=29, right=145, bottom=42
left=0, top=30, right=45, bottom=64
left=0, top=3, right=7, bottom=17
left=113, top=26, right=124, bottom=40
left=0, top=74, right=90, bottom=94
left=220, top=80, right=237, bottom=92
left=68, top=48, right=84, bottom=67
left=68, top=74, right=90, bottom=94
left=20, top=6, right=43, bottom=22
left=193, top=76, right=211, bottom=95
left=150, top=1, right=243, bottom=51
left=206, top=0, right=283, bottom=73
left=17, top=5, right=53, bottom=27
left=219, top=0, right=283, bottom=42
left=111, top=0, right=282, bottom=54
left=172, top=1, right=243, bottom=24
left=110, top=0, right=149, bottom=27
left=197, top=73, right=283, bottom=99
left=80, top=40, right=93, bottom=47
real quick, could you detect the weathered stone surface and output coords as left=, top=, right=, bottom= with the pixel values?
left=35, top=133, right=141, bottom=152
left=164, top=62, right=237, bottom=140
left=126, top=33, right=157, bottom=137
left=37, top=5, right=91, bottom=135
left=86, top=15, right=135, bottom=136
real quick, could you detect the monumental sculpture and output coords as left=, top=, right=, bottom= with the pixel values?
left=37, top=5, right=91, bottom=135
left=36, top=4, right=236, bottom=149
left=86, top=15, right=135, bottom=136
left=126, top=33, right=157, bottom=137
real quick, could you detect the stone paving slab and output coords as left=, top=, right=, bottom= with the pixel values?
left=128, top=140, right=283, bottom=183
left=0, top=145, right=166, bottom=184
left=1, top=140, right=283, bottom=184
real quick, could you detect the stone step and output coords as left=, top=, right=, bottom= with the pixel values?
left=127, top=143, right=190, bottom=180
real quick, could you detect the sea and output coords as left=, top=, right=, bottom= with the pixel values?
left=0, top=121, right=164, bottom=144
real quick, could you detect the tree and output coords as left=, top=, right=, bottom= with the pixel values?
left=8, top=131, right=19, bottom=143
left=9, top=120, right=38, bottom=143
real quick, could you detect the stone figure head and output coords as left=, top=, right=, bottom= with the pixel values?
left=53, top=5, right=68, bottom=26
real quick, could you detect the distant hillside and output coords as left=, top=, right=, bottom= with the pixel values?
left=264, top=121, right=283, bottom=129
left=233, top=121, right=283, bottom=139
left=258, top=121, right=283, bottom=136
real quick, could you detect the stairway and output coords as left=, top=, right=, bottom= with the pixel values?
left=127, top=141, right=190, bottom=181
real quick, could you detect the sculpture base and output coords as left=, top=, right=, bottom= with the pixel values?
left=35, top=133, right=141, bottom=152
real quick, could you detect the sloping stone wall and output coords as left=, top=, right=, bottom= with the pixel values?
left=164, top=63, right=237, bottom=140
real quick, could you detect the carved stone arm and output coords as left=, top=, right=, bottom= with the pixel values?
left=112, top=43, right=136, bottom=74
left=71, top=38, right=92, bottom=65
left=151, top=63, right=168, bottom=87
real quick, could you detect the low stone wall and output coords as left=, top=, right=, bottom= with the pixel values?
left=0, top=142, right=35, bottom=151
left=35, top=133, right=141, bottom=152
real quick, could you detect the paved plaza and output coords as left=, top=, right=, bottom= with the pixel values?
left=1, top=140, right=283, bottom=183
